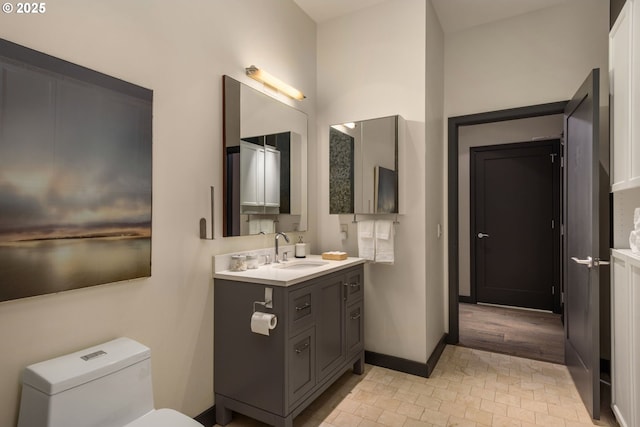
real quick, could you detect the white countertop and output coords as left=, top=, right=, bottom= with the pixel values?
left=213, top=254, right=365, bottom=287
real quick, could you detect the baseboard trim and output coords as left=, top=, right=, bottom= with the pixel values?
left=365, top=336, right=448, bottom=379
left=459, top=295, right=474, bottom=304
left=426, top=333, right=448, bottom=377
left=194, top=405, right=216, bottom=426
left=365, top=351, right=428, bottom=377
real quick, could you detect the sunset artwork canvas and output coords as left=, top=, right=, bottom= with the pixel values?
left=0, top=40, right=153, bottom=302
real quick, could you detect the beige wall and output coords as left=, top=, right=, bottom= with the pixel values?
left=316, top=0, right=427, bottom=362
left=0, top=1, right=316, bottom=424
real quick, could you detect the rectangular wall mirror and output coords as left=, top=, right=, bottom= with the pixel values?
left=223, top=75, right=307, bottom=237
left=330, top=115, right=403, bottom=214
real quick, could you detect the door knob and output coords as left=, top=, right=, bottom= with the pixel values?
left=477, top=232, right=490, bottom=239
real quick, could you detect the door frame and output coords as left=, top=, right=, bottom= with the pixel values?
left=469, top=140, right=562, bottom=313
left=447, top=101, right=568, bottom=344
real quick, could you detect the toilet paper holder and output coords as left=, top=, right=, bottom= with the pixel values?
left=253, top=287, right=273, bottom=312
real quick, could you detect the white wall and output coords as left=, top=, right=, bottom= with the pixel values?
left=425, top=0, right=446, bottom=359
left=457, top=115, right=564, bottom=297
left=444, top=0, right=609, bottom=119
left=317, top=0, right=445, bottom=364
left=0, top=1, right=316, bottom=424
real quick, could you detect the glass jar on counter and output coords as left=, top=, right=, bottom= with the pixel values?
left=230, top=255, right=247, bottom=272
left=246, top=254, right=259, bottom=269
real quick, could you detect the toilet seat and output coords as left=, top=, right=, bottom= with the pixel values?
left=124, top=409, right=203, bottom=427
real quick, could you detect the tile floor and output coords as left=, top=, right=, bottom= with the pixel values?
left=216, top=345, right=618, bottom=427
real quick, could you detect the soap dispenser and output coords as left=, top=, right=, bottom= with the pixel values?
left=295, top=236, right=307, bottom=258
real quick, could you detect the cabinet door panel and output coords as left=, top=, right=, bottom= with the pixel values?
left=289, top=328, right=316, bottom=408
left=610, top=2, right=632, bottom=190
left=346, top=301, right=364, bottom=357
left=316, top=275, right=345, bottom=381
left=612, top=256, right=631, bottom=425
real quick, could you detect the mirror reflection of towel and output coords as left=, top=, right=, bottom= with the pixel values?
left=357, top=220, right=375, bottom=260
left=375, top=220, right=394, bottom=264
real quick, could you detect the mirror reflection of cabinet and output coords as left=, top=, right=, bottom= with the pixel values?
left=330, top=115, right=404, bottom=214
left=223, top=76, right=307, bottom=237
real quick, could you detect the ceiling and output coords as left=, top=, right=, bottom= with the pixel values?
left=294, top=0, right=571, bottom=33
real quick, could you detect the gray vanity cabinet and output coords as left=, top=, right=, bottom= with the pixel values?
left=214, top=264, right=364, bottom=427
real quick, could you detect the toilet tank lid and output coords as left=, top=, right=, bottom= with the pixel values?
left=22, top=337, right=151, bottom=395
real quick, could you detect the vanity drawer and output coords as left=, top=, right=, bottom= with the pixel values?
left=289, top=285, right=315, bottom=333
left=343, top=266, right=363, bottom=302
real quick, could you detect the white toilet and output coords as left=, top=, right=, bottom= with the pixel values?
left=17, top=337, right=203, bottom=427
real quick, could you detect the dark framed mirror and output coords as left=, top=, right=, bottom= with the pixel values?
left=223, top=75, right=307, bottom=237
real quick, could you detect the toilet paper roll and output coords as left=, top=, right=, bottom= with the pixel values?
left=250, top=312, right=277, bottom=336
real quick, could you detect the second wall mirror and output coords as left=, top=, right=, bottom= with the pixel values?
left=330, top=115, right=403, bottom=215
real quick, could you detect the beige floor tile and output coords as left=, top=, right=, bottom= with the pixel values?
left=332, top=411, right=364, bottom=427
left=353, top=403, right=384, bottom=421
left=470, top=386, right=495, bottom=401
left=491, top=414, right=522, bottom=427
left=410, top=382, right=437, bottom=396
left=421, top=408, right=450, bottom=426
left=374, top=383, right=401, bottom=398
left=432, top=388, right=458, bottom=403
left=395, top=389, right=420, bottom=404
left=403, top=418, right=435, bottom=427
left=495, top=390, right=521, bottom=407
left=548, top=403, right=579, bottom=422
left=415, top=394, right=443, bottom=411
left=479, top=399, right=508, bottom=416
left=336, top=397, right=361, bottom=414
left=447, top=415, right=478, bottom=427
left=464, top=406, right=493, bottom=426
left=534, top=412, right=566, bottom=427
left=378, top=410, right=407, bottom=427
left=358, top=420, right=386, bottom=427
left=507, top=405, right=536, bottom=424
left=520, top=397, right=548, bottom=414
left=397, top=401, right=426, bottom=420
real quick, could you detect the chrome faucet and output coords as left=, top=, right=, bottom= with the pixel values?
left=274, top=232, right=290, bottom=263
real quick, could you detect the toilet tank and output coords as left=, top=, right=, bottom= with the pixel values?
left=18, top=337, right=155, bottom=427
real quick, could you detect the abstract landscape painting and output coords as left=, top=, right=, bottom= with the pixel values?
left=0, top=42, right=152, bottom=302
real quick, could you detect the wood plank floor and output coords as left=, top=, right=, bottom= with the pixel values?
left=458, top=302, right=564, bottom=364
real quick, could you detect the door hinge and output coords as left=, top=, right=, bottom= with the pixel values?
left=561, top=224, right=564, bottom=235
left=550, top=153, right=557, bottom=163
left=552, top=285, right=555, bottom=295
left=561, top=292, right=565, bottom=304
left=552, top=220, right=555, bottom=229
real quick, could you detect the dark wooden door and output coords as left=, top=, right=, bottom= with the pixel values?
left=471, top=140, right=560, bottom=312
left=564, top=69, right=602, bottom=419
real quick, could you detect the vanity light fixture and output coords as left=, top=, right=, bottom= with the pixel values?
left=344, top=122, right=356, bottom=129
left=245, top=65, right=305, bottom=101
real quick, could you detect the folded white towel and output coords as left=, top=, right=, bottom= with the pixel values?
left=358, top=220, right=375, bottom=260
left=631, top=230, right=640, bottom=254
left=375, top=220, right=394, bottom=264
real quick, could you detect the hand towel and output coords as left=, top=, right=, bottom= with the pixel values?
left=357, top=220, right=375, bottom=261
left=375, top=220, right=394, bottom=264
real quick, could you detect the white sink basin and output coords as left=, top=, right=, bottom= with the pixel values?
left=273, top=260, right=329, bottom=270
